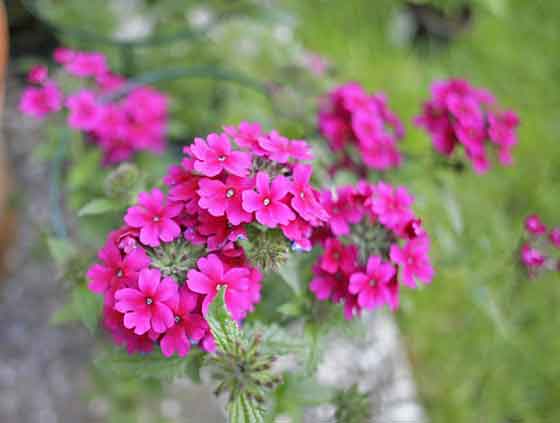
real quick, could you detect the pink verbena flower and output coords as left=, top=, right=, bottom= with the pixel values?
left=19, top=83, right=63, bottom=119
left=87, top=238, right=150, bottom=296
left=520, top=243, right=545, bottom=268
left=53, top=47, right=76, bottom=64
left=321, top=187, right=362, bottom=236
left=187, top=254, right=254, bottom=320
left=242, top=171, right=295, bottom=228
left=390, top=237, right=434, bottom=288
left=66, top=90, right=103, bottom=131
left=27, top=65, right=48, bottom=85
left=159, top=288, right=207, bottom=357
left=318, top=82, right=404, bottom=174
left=223, top=121, right=267, bottom=155
left=348, top=256, right=396, bottom=310
left=197, top=176, right=253, bottom=225
left=289, top=164, right=328, bottom=224
left=369, top=182, right=414, bottom=230
left=115, top=268, right=178, bottom=335
left=416, top=78, right=520, bottom=173
left=320, top=238, right=357, bottom=274
left=191, top=133, right=251, bottom=177
left=64, top=51, right=108, bottom=78
left=309, top=181, right=434, bottom=318
left=524, top=214, right=547, bottom=236
left=550, top=228, right=560, bottom=249
left=125, top=189, right=182, bottom=247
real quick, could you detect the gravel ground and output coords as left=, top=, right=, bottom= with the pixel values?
left=0, top=76, right=95, bottom=423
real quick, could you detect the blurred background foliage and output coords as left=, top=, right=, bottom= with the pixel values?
left=283, top=1, right=560, bottom=422
left=9, top=0, right=560, bottom=422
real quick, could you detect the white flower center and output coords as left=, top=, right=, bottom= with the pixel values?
left=263, top=198, right=271, bottom=206
left=145, top=297, right=153, bottom=305
left=226, top=188, right=235, bottom=198
left=153, top=216, right=160, bottom=222
left=218, top=155, right=226, bottom=162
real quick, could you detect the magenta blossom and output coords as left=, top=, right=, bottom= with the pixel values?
left=520, top=244, right=545, bottom=268
left=242, top=171, right=295, bottom=228
left=66, top=90, right=102, bottom=131
left=390, top=238, right=434, bottom=288
left=125, top=189, right=182, bottom=247
left=524, top=214, right=547, bottom=236
left=27, top=65, right=48, bottom=85
left=416, top=78, right=520, bottom=173
left=290, top=164, right=329, bottom=225
left=160, top=288, right=207, bottom=357
left=19, top=83, right=63, bottom=119
left=87, top=240, right=150, bottom=296
left=348, top=256, right=396, bottom=310
left=115, top=268, right=178, bottom=335
left=187, top=254, right=253, bottom=320
left=550, top=228, right=560, bottom=249
left=197, top=176, right=253, bottom=225
left=191, top=133, right=251, bottom=177
left=64, top=51, right=108, bottom=78
left=369, top=182, right=414, bottom=230
left=320, top=239, right=357, bottom=274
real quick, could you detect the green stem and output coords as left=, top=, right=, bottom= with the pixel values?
left=102, top=65, right=270, bottom=101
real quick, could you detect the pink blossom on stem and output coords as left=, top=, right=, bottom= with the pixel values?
left=348, top=256, right=396, bottom=310
left=19, top=83, right=63, bottom=119
left=191, top=133, right=251, bottom=177
left=390, top=238, right=434, bottom=288
left=242, top=171, right=295, bottom=228
left=186, top=254, right=253, bottom=320
left=115, top=268, right=178, bottom=335
left=197, top=176, right=253, bottom=225
left=124, top=189, right=182, bottom=247
left=524, top=214, right=547, bottom=236
left=160, top=288, right=207, bottom=357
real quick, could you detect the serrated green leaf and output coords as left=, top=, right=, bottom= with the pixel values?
left=95, top=348, right=201, bottom=380
left=207, top=286, right=243, bottom=353
left=47, top=237, right=75, bottom=267
left=228, top=393, right=265, bottom=423
left=73, top=285, right=103, bottom=333
left=78, top=198, right=118, bottom=216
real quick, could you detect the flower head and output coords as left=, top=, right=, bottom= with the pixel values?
left=309, top=181, right=434, bottom=318
left=191, top=133, right=251, bottom=177
left=125, top=189, right=182, bottom=247
left=416, top=78, right=520, bottom=173
left=318, top=82, right=404, bottom=174
left=115, top=268, right=178, bottom=335
left=242, top=172, right=295, bottom=228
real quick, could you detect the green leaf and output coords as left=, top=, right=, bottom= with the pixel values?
left=207, top=286, right=243, bottom=353
left=73, top=285, right=103, bottom=333
left=47, top=237, right=75, bottom=267
left=50, top=301, right=79, bottom=326
left=277, top=257, right=301, bottom=295
left=228, top=393, right=265, bottom=423
left=78, top=198, right=118, bottom=216
left=95, top=348, right=202, bottom=380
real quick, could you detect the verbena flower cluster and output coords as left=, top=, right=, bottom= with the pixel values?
left=318, top=82, right=405, bottom=174
left=19, top=48, right=167, bottom=164
left=309, top=181, right=434, bottom=319
left=520, top=214, right=560, bottom=277
left=87, top=124, right=329, bottom=356
left=415, top=78, right=520, bottom=173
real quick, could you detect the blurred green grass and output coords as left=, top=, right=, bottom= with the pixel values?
left=284, top=0, right=560, bottom=421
